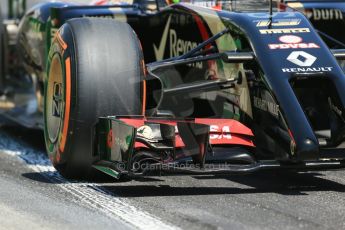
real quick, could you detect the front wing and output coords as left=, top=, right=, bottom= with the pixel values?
left=93, top=116, right=345, bottom=179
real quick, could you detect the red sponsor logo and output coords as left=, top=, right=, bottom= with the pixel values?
left=269, top=43, right=320, bottom=49
left=279, top=35, right=302, bottom=44
left=269, top=35, right=319, bottom=49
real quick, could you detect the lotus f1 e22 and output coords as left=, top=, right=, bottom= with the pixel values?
left=2, top=0, right=345, bottom=179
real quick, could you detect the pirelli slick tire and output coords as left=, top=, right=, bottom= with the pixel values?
left=44, top=18, right=144, bottom=179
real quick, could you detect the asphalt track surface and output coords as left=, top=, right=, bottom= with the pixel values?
left=3, top=125, right=345, bottom=230
left=2, top=0, right=345, bottom=230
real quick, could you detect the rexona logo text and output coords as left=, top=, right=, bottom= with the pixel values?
left=306, top=9, right=343, bottom=21
left=268, top=35, right=319, bottom=50
left=153, top=15, right=202, bottom=69
left=282, top=51, right=333, bottom=73
left=169, top=30, right=198, bottom=59
left=260, top=28, right=310, bottom=34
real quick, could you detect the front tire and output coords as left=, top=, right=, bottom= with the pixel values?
left=44, top=18, right=144, bottom=179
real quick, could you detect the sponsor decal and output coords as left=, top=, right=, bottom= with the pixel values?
left=153, top=15, right=171, bottom=61
left=268, top=35, right=319, bottom=49
left=279, top=35, right=302, bottom=43
left=248, top=12, right=298, bottom=19
left=256, top=19, right=301, bottom=27
left=210, top=125, right=232, bottom=140
left=189, top=1, right=220, bottom=9
left=253, top=96, right=279, bottom=117
left=286, top=51, right=316, bottom=66
left=282, top=51, right=333, bottom=73
left=153, top=15, right=202, bottom=68
left=137, top=125, right=154, bottom=139
left=169, top=29, right=198, bottom=58
left=306, top=9, right=343, bottom=21
left=260, top=28, right=310, bottom=34
left=114, top=137, right=129, bottom=150
left=270, top=43, right=319, bottom=49
left=52, top=82, right=62, bottom=118
left=282, top=67, right=333, bottom=73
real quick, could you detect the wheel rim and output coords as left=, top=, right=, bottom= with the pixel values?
left=46, top=54, right=64, bottom=144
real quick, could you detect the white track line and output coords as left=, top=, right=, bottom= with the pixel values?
left=0, top=131, right=178, bottom=230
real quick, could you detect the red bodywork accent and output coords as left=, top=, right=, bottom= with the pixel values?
left=119, top=118, right=255, bottom=149
left=91, top=0, right=109, bottom=5
left=107, top=129, right=114, bottom=148
left=278, top=2, right=287, bottom=11
left=191, top=13, right=216, bottom=75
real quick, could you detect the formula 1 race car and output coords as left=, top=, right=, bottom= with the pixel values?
left=277, top=0, right=345, bottom=48
left=2, top=0, right=345, bottom=180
